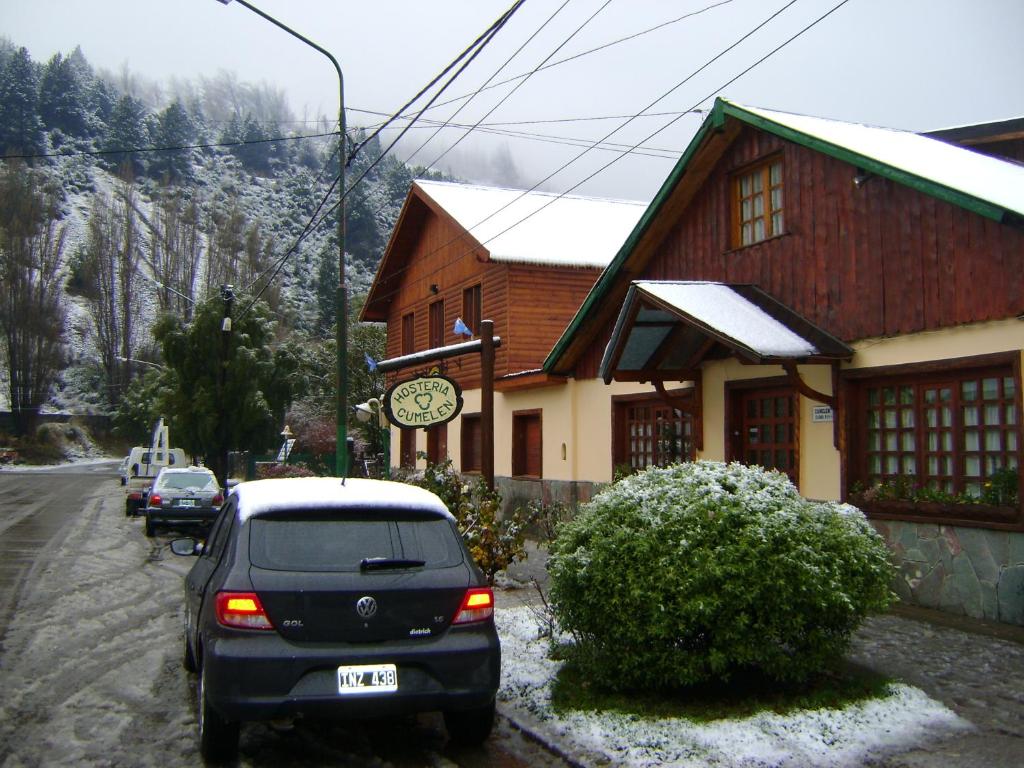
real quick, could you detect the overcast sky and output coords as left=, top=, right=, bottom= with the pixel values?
left=3, top=0, right=1022, bottom=200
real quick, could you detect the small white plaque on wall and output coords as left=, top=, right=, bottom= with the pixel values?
left=812, top=406, right=834, bottom=423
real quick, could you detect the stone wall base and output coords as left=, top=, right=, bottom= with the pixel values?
left=494, top=477, right=602, bottom=517
left=871, top=520, right=1024, bottom=626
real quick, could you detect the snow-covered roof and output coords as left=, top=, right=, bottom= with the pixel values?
left=599, top=281, right=852, bottom=383
left=545, top=98, right=1024, bottom=375
left=736, top=102, right=1024, bottom=218
left=415, top=180, right=647, bottom=268
left=234, top=477, right=452, bottom=522
left=638, top=281, right=818, bottom=357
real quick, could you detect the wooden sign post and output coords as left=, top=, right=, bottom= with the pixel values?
left=376, top=319, right=500, bottom=491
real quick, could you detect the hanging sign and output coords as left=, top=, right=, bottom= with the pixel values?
left=384, top=373, right=464, bottom=429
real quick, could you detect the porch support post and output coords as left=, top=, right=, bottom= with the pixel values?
left=481, top=320, right=495, bottom=492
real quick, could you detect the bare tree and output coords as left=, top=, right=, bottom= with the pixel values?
left=143, top=187, right=202, bottom=319
left=202, top=205, right=279, bottom=314
left=79, top=180, right=143, bottom=405
left=0, top=163, right=68, bottom=435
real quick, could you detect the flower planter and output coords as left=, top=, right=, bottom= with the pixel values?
left=857, top=499, right=1021, bottom=529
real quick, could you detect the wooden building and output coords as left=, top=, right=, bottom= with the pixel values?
left=360, top=179, right=646, bottom=486
left=543, top=98, right=1024, bottom=624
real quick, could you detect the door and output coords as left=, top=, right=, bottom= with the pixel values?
left=733, top=387, right=798, bottom=485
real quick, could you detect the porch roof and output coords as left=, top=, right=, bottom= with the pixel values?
left=599, top=281, right=852, bottom=384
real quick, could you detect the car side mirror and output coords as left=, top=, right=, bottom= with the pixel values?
left=170, top=538, right=202, bottom=557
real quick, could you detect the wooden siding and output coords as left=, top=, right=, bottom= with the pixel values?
left=382, top=203, right=510, bottom=389
left=966, top=138, right=1024, bottom=164
left=506, top=264, right=602, bottom=374
left=574, top=126, right=1024, bottom=378
left=380, top=193, right=608, bottom=389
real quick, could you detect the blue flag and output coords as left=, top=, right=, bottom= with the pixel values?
left=453, top=317, right=473, bottom=337
left=364, top=352, right=378, bottom=372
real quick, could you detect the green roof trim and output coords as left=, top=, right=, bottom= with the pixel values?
left=543, top=97, right=1015, bottom=373
left=544, top=99, right=729, bottom=373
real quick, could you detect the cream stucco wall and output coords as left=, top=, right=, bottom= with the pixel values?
left=699, top=359, right=840, bottom=500
left=388, top=319, right=1023, bottom=495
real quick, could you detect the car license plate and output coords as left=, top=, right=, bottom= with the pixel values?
left=178, top=499, right=195, bottom=507
left=336, top=663, right=398, bottom=695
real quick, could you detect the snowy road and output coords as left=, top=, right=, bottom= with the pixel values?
left=0, top=468, right=566, bottom=768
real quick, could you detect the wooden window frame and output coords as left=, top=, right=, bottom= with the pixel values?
left=401, top=312, right=415, bottom=356
left=460, top=413, right=482, bottom=473
left=843, top=353, right=1023, bottom=530
left=428, top=300, right=444, bottom=350
left=399, top=428, right=415, bottom=470
left=611, top=390, right=695, bottom=474
left=512, top=409, right=542, bottom=479
left=462, top=284, right=482, bottom=336
left=732, top=155, right=784, bottom=248
left=426, top=423, right=447, bottom=466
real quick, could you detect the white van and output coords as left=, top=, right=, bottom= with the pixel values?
left=124, top=446, right=187, bottom=515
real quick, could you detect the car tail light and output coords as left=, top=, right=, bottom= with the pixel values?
left=215, top=592, right=274, bottom=630
left=148, top=494, right=162, bottom=507
left=212, top=493, right=223, bottom=506
left=128, top=491, right=142, bottom=501
left=452, top=587, right=494, bottom=625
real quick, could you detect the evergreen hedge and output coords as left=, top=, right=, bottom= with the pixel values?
left=548, top=461, right=894, bottom=690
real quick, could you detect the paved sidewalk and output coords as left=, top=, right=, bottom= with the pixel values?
left=498, top=541, right=1024, bottom=768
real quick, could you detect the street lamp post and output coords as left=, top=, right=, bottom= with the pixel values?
left=216, top=0, right=349, bottom=477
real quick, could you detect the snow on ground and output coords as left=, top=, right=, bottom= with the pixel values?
left=496, top=606, right=971, bottom=768
left=0, top=456, right=118, bottom=471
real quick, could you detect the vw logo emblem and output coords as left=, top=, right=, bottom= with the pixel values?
left=356, top=596, right=378, bottom=619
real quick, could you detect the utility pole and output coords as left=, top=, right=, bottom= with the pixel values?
left=215, top=0, right=349, bottom=479
left=217, top=284, right=235, bottom=487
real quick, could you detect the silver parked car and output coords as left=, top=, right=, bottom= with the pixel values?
left=144, top=466, right=223, bottom=537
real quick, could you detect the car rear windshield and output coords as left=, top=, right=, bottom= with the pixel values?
left=157, top=472, right=217, bottom=491
left=247, top=512, right=464, bottom=572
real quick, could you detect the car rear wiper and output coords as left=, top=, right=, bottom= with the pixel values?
left=359, top=557, right=426, bottom=571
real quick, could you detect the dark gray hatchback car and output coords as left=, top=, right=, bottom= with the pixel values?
left=145, top=466, right=223, bottom=537
left=172, top=477, right=500, bottom=762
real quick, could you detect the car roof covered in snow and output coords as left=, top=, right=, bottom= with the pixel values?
left=231, top=477, right=453, bottom=522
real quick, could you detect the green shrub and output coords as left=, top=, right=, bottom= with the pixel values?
left=548, top=461, right=895, bottom=690
left=255, top=461, right=315, bottom=479
left=403, top=457, right=534, bottom=583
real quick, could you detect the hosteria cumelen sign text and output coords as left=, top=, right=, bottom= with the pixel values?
left=384, top=374, right=463, bottom=429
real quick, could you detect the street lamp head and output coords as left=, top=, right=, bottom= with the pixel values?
left=354, top=399, right=387, bottom=427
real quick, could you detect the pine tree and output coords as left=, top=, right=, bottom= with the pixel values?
left=39, top=52, right=90, bottom=141
left=0, top=47, right=44, bottom=158
left=149, top=99, right=195, bottom=182
left=103, top=94, right=149, bottom=178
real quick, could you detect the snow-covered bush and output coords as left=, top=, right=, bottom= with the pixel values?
left=548, top=461, right=894, bottom=690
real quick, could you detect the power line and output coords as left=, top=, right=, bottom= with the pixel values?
left=418, top=0, right=617, bottom=173
left=0, top=130, right=340, bottom=162
left=350, top=105, right=689, bottom=157
left=402, top=0, right=577, bottom=168
left=236, top=0, right=528, bottom=320
left=346, top=0, right=527, bottom=167
left=358, top=0, right=851, bottom=310
left=412, top=0, right=738, bottom=117
left=365, top=0, right=803, bottom=279
left=464, top=0, right=856, bottom=267
left=342, top=0, right=527, bottom=206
